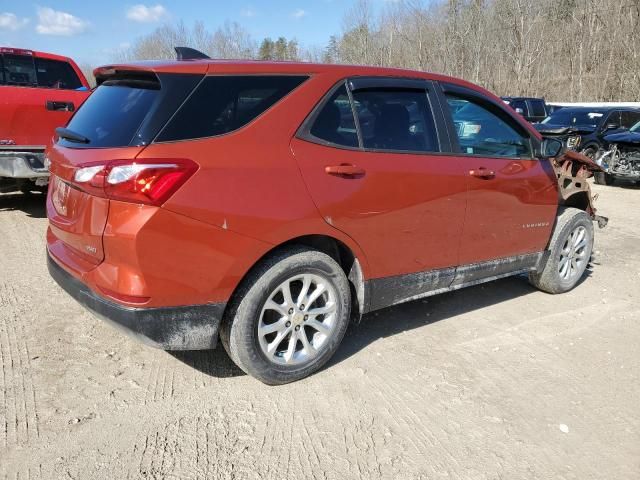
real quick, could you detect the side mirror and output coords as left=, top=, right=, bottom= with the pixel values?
left=540, top=138, right=563, bottom=158
left=604, top=123, right=620, bottom=131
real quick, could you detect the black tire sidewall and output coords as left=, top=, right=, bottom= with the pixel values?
left=228, top=249, right=351, bottom=384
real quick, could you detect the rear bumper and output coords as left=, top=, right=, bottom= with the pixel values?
left=47, top=252, right=226, bottom=350
left=0, top=149, right=49, bottom=179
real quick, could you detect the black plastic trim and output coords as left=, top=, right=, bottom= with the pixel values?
left=47, top=252, right=225, bottom=351
left=175, top=46, right=211, bottom=60
left=366, top=253, right=543, bottom=312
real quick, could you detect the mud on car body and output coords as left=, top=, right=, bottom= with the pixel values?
left=46, top=47, right=607, bottom=384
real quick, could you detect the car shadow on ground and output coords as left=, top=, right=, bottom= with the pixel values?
left=170, top=269, right=595, bottom=380
left=169, top=347, right=244, bottom=378
left=0, top=192, right=47, bottom=218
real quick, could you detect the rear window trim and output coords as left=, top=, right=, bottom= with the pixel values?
left=152, top=73, right=312, bottom=145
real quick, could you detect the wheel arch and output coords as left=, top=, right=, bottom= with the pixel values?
left=224, top=233, right=370, bottom=323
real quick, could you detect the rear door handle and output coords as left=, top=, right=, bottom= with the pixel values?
left=46, top=101, right=75, bottom=112
left=325, top=164, right=366, bottom=178
left=469, top=167, right=495, bottom=179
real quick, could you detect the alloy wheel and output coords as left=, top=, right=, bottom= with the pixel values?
left=558, top=225, right=590, bottom=281
left=257, top=273, right=338, bottom=366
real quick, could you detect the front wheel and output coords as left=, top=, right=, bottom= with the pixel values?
left=529, top=208, right=594, bottom=294
left=220, top=247, right=351, bottom=385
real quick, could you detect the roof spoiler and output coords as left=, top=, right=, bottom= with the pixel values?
left=175, top=47, right=210, bottom=61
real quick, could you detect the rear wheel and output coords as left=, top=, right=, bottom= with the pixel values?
left=593, top=171, right=615, bottom=185
left=529, top=208, right=594, bottom=294
left=220, top=247, right=351, bottom=385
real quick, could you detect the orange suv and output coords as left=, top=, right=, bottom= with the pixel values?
left=47, top=48, right=604, bottom=384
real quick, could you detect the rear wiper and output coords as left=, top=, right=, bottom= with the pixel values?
left=56, top=127, right=90, bottom=144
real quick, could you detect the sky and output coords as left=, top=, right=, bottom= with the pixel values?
left=0, top=1, right=387, bottom=66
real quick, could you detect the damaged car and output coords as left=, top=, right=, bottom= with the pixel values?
left=534, top=107, right=640, bottom=161
left=46, top=50, right=607, bottom=384
left=594, top=120, right=640, bottom=185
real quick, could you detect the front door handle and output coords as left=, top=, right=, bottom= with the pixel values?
left=46, top=100, right=75, bottom=112
left=325, top=164, right=366, bottom=178
left=469, top=167, right=495, bottom=179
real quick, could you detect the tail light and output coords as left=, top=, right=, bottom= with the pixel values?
left=72, top=159, right=197, bottom=206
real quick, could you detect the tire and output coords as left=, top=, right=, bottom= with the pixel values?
left=581, top=146, right=597, bottom=160
left=220, top=246, right=351, bottom=385
left=529, top=208, right=594, bottom=294
left=593, top=171, right=615, bottom=185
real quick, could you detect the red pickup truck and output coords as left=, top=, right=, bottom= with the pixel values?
left=0, top=47, right=91, bottom=193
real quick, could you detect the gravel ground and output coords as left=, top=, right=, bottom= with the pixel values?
left=0, top=182, right=638, bottom=479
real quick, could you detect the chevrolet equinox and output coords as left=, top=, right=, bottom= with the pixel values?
left=46, top=48, right=604, bottom=384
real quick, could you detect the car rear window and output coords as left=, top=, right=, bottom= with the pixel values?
left=59, top=73, right=202, bottom=148
left=35, top=58, right=82, bottom=89
left=156, top=75, right=308, bottom=142
left=1, top=54, right=37, bottom=86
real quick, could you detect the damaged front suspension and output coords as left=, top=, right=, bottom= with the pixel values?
left=552, top=150, right=608, bottom=228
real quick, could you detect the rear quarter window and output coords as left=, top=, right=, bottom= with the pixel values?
left=156, top=75, right=308, bottom=142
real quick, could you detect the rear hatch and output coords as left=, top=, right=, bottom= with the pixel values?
left=47, top=69, right=203, bottom=267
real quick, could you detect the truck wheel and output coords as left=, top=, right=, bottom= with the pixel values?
left=593, top=172, right=615, bottom=185
left=529, top=208, right=594, bottom=294
left=220, top=246, right=351, bottom=385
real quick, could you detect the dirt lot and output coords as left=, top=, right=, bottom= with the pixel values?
left=0, top=182, right=638, bottom=480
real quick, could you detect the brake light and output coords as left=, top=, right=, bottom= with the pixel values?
left=71, top=159, right=197, bottom=206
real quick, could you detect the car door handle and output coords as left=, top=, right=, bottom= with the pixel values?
left=325, top=164, right=366, bottom=178
left=46, top=101, right=75, bottom=112
left=469, top=168, right=495, bottom=179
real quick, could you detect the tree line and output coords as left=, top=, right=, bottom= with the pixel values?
left=115, top=0, right=640, bottom=101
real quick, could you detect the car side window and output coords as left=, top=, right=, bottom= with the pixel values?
left=621, top=111, right=640, bottom=129
left=309, top=84, right=359, bottom=148
left=351, top=88, right=439, bottom=153
left=157, top=75, right=308, bottom=142
left=445, top=94, right=532, bottom=158
left=529, top=100, right=546, bottom=117
left=2, top=54, right=37, bottom=86
left=35, top=58, right=82, bottom=89
left=604, top=111, right=621, bottom=129
left=510, top=100, right=527, bottom=114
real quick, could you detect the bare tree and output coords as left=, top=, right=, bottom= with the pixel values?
left=115, top=1, right=640, bottom=101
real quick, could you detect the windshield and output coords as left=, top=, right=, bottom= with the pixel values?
left=542, top=109, right=605, bottom=127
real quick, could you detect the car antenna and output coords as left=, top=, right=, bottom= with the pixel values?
left=174, top=47, right=211, bottom=61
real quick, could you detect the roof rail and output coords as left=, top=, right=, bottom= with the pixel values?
left=174, top=47, right=211, bottom=61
